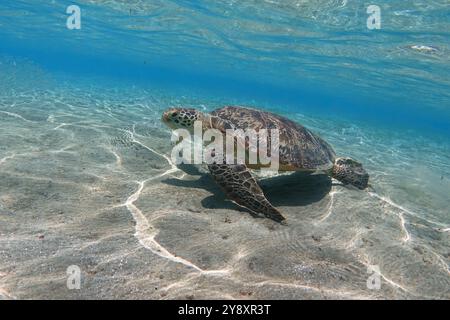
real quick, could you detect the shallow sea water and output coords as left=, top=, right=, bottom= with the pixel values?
left=0, top=58, right=448, bottom=299
left=0, top=0, right=449, bottom=299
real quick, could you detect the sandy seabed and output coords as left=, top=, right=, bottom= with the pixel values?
left=0, top=64, right=449, bottom=300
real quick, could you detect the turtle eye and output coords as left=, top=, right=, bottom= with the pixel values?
left=171, top=112, right=178, bottom=118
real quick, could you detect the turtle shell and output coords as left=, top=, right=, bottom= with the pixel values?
left=210, top=106, right=336, bottom=171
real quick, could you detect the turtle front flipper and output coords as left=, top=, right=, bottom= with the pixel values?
left=208, top=164, right=286, bottom=223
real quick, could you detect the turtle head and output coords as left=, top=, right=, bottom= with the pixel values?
left=162, top=108, right=205, bottom=132
left=332, top=157, right=369, bottom=190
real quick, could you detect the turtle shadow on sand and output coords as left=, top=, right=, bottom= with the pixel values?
left=259, top=171, right=332, bottom=206
left=162, top=165, right=332, bottom=213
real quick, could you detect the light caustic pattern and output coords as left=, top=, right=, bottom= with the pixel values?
left=0, top=66, right=449, bottom=298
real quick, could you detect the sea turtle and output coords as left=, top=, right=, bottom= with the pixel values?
left=162, top=106, right=369, bottom=223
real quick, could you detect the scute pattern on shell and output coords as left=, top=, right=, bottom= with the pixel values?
left=210, top=106, right=336, bottom=170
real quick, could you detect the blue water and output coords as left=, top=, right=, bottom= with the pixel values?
left=2, top=0, right=450, bottom=133
left=0, top=1, right=449, bottom=299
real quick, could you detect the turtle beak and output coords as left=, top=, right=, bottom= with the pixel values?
left=162, top=109, right=181, bottom=130
left=161, top=110, right=172, bottom=123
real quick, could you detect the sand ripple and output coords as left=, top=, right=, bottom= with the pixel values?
left=0, top=74, right=449, bottom=299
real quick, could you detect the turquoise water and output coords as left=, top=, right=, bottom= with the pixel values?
left=0, top=1, right=449, bottom=299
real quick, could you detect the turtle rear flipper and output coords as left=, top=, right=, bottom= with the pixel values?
left=208, top=164, right=286, bottom=223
